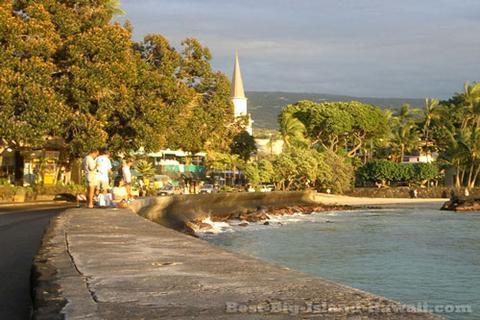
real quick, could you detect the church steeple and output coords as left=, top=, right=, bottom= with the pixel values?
left=231, top=51, right=246, bottom=99
left=231, top=51, right=252, bottom=135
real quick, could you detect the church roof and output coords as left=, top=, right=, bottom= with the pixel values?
left=231, top=52, right=246, bottom=99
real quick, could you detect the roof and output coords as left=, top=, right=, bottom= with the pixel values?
left=231, top=51, right=246, bottom=99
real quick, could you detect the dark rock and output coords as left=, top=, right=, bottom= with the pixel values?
left=441, top=197, right=480, bottom=212
left=263, top=221, right=270, bottom=226
left=54, top=193, right=77, bottom=202
left=210, top=214, right=231, bottom=222
left=185, top=221, right=213, bottom=232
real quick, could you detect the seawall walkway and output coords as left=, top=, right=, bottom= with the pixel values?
left=32, top=206, right=441, bottom=319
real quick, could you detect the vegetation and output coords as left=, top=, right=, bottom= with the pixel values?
left=0, top=1, right=242, bottom=161
left=230, top=131, right=257, bottom=161
left=356, top=160, right=439, bottom=187
left=2, top=1, right=480, bottom=193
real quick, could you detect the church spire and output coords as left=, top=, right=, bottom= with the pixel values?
left=231, top=51, right=246, bottom=99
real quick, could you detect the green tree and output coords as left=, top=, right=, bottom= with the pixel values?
left=230, top=131, right=257, bottom=161
left=281, top=100, right=389, bottom=157
left=244, top=163, right=260, bottom=187
left=321, top=150, right=354, bottom=193
left=258, top=159, right=275, bottom=183
left=421, top=98, right=439, bottom=148
left=279, top=109, right=308, bottom=148
left=0, top=2, right=65, bottom=151
left=271, top=148, right=332, bottom=191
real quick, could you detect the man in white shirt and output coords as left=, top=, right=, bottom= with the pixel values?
left=122, top=158, right=134, bottom=200
left=82, top=149, right=99, bottom=208
left=96, top=148, right=112, bottom=202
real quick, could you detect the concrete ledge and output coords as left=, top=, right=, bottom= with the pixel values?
left=138, top=191, right=318, bottom=229
left=32, top=203, right=442, bottom=319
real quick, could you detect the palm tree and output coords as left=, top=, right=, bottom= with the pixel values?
left=279, top=112, right=308, bottom=148
left=389, top=105, right=421, bottom=162
left=135, top=160, right=155, bottom=178
left=457, top=127, right=480, bottom=188
left=459, top=82, right=480, bottom=129
left=390, top=122, right=420, bottom=162
left=441, top=127, right=467, bottom=188
left=422, top=98, right=439, bottom=148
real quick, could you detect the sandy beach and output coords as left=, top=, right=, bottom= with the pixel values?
left=313, top=193, right=448, bottom=208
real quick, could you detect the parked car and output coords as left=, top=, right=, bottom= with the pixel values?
left=259, top=184, right=275, bottom=192
left=199, top=184, right=216, bottom=194
left=157, top=184, right=175, bottom=196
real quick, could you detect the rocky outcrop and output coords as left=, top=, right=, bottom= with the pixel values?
left=441, top=197, right=480, bottom=212
left=181, top=203, right=352, bottom=233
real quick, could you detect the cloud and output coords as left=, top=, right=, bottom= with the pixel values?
left=118, top=0, right=480, bottom=98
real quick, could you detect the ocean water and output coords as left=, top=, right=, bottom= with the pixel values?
left=204, top=206, right=480, bottom=320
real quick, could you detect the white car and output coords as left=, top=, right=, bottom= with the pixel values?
left=157, top=185, right=175, bottom=196
left=199, top=184, right=216, bottom=194
left=259, top=184, right=274, bottom=192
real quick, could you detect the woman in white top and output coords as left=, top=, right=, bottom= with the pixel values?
left=122, top=159, right=134, bottom=200
left=82, top=149, right=99, bottom=208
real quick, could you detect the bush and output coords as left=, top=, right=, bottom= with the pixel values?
left=220, top=185, right=234, bottom=193
left=0, top=185, right=16, bottom=202
left=356, top=160, right=396, bottom=186
left=357, top=160, right=439, bottom=186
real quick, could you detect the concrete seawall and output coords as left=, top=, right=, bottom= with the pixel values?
left=32, top=193, right=443, bottom=319
left=137, top=191, right=318, bottom=229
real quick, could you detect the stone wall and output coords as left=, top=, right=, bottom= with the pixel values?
left=347, top=187, right=465, bottom=199
left=137, top=191, right=317, bottom=228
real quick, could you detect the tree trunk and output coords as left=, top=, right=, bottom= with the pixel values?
left=460, top=168, right=466, bottom=187
left=471, top=164, right=480, bottom=188
left=14, top=150, right=24, bottom=186
left=467, top=163, right=475, bottom=188
left=455, top=164, right=461, bottom=188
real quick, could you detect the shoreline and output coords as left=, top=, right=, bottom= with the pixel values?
left=32, top=204, right=442, bottom=319
left=183, top=194, right=448, bottom=235
left=312, top=193, right=448, bottom=207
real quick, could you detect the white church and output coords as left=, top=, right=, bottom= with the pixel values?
left=230, top=52, right=253, bottom=135
left=232, top=53, right=284, bottom=156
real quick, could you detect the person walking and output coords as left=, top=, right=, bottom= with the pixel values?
left=122, top=158, right=134, bottom=200
left=82, top=149, right=99, bottom=208
left=96, top=148, right=113, bottom=206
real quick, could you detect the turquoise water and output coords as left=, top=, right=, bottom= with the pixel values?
left=205, top=206, right=480, bottom=319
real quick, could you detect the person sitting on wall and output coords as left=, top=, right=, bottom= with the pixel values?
left=82, top=149, right=99, bottom=209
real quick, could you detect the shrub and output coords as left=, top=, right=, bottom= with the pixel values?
left=356, top=160, right=439, bottom=186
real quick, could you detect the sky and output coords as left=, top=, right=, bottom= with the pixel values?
left=118, top=0, right=480, bottom=99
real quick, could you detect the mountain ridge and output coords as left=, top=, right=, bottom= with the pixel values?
left=246, top=91, right=426, bottom=129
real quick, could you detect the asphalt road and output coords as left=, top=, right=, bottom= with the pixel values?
left=0, top=204, right=72, bottom=320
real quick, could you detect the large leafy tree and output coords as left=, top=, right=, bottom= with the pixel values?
left=280, top=100, right=389, bottom=157
left=0, top=1, right=65, bottom=152
left=4, top=0, right=236, bottom=159
left=230, top=131, right=257, bottom=161
left=135, top=35, right=238, bottom=154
